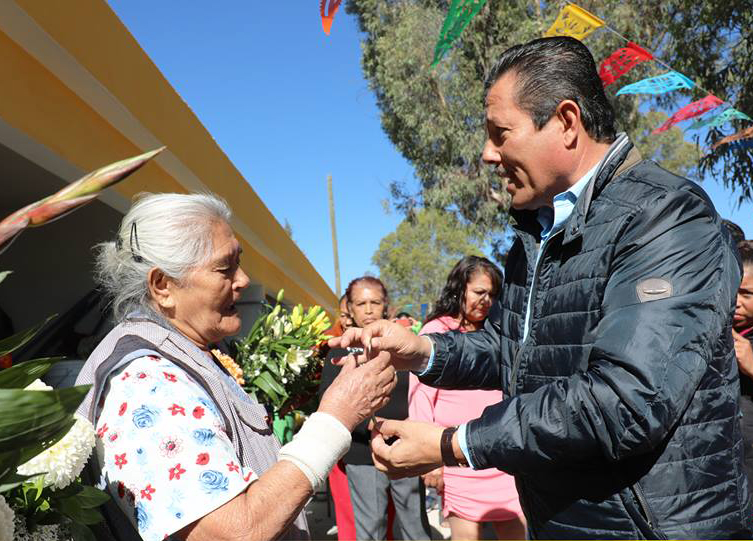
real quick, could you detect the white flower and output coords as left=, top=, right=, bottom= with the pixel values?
left=272, top=319, right=284, bottom=339
left=17, top=414, right=96, bottom=490
left=286, top=347, right=313, bottom=375
left=24, top=379, right=53, bottom=391
left=0, top=496, right=14, bottom=541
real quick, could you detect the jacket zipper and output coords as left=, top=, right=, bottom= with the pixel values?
left=631, top=483, right=666, bottom=538
left=509, top=228, right=565, bottom=397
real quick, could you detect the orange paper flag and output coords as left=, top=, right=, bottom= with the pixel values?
left=321, top=0, right=342, bottom=36
left=711, top=126, right=753, bottom=150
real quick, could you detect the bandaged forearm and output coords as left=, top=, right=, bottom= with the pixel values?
left=278, top=412, right=352, bottom=490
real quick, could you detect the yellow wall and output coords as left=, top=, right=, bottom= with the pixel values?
left=0, top=0, right=335, bottom=312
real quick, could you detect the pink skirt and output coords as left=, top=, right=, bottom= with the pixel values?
left=442, top=465, right=523, bottom=522
left=434, top=389, right=524, bottom=523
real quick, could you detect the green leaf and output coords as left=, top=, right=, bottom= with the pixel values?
left=0, top=357, right=64, bottom=389
left=258, top=370, right=286, bottom=396
left=0, top=314, right=56, bottom=357
left=69, top=521, right=96, bottom=541
left=57, top=496, right=105, bottom=524
left=70, top=485, right=110, bottom=509
left=0, top=471, right=34, bottom=493
left=0, top=271, right=11, bottom=286
left=0, top=384, right=90, bottom=453
left=251, top=374, right=280, bottom=401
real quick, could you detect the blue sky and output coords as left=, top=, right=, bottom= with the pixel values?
left=108, top=1, right=752, bottom=296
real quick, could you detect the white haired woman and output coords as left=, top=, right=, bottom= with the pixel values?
left=75, top=193, right=396, bottom=541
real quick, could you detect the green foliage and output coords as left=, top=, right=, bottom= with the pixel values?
left=347, top=0, right=747, bottom=255
left=372, top=208, right=485, bottom=311
left=235, top=291, right=331, bottom=414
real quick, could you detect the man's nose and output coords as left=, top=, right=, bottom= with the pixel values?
left=481, top=140, right=499, bottom=164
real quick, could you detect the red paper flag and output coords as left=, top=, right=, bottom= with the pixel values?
left=320, top=0, right=342, bottom=36
left=652, top=94, right=724, bottom=134
left=599, top=42, right=654, bottom=87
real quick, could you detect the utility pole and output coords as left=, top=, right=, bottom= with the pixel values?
left=327, top=175, right=342, bottom=298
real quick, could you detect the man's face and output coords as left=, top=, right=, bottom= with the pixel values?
left=482, top=72, right=570, bottom=210
left=734, top=265, right=753, bottom=331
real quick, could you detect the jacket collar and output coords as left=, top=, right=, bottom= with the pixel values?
left=510, top=133, right=642, bottom=247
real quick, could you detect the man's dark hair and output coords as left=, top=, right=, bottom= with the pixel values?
left=738, top=240, right=753, bottom=268
left=722, top=219, right=745, bottom=245
left=485, top=36, right=616, bottom=143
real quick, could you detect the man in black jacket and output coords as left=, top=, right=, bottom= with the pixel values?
left=332, top=37, right=753, bottom=538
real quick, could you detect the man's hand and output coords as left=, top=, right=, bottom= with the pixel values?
left=328, top=319, right=433, bottom=372
left=733, top=329, right=753, bottom=378
left=370, top=418, right=444, bottom=478
left=421, top=467, right=444, bottom=493
left=318, top=353, right=397, bottom=431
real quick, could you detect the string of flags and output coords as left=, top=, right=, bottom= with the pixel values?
left=545, top=3, right=752, bottom=149
left=427, top=1, right=751, bottom=150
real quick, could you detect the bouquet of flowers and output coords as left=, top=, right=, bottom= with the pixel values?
left=234, top=290, right=331, bottom=415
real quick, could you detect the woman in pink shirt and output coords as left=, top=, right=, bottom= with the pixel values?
left=409, top=256, right=526, bottom=540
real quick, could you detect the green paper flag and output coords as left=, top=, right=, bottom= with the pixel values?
left=432, top=0, right=488, bottom=67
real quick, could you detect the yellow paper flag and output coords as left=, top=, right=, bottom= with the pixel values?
left=545, top=4, right=604, bottom=41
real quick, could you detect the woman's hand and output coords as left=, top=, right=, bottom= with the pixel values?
left=733, top=329, right=753, bottom=378
left=328, top=320, right=433, bottom=372
left=318, top=353, right=397, bottom=431
left=422, top=466, right=444, bottom=493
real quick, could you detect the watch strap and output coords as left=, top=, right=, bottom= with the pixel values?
left=440, top=426, right=466, bottom=467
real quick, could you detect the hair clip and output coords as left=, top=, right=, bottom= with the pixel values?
left=129, top=221, right=145, bottom=263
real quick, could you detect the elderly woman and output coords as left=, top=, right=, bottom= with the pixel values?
left=75, top=193, right=396, bottom=541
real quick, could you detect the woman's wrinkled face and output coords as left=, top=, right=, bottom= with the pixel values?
left=167, top=221, right=250, bottom=348
left=348, top=284, right=386, bottom=328
left=463, top=271, right=495, bottom=325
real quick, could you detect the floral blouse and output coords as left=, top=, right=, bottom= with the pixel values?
left=95, top=355, right=257, bottom=541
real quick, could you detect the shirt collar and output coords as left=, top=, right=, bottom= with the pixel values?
left=538, top=163, right=600, bottom=241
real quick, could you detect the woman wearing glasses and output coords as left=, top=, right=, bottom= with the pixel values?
left=409, top=256, right=526, bottom=540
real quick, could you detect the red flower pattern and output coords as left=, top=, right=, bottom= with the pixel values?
left=97, top=423, right=108, bottom=439
left=120, top=371, right=130, bottom=381
left=169, top=404, right=185, bottom=416
left=115, top=453, right=127, bottom=470
left=227, top=461, right=240, bottom=473
left=169, top=463, right=186, bottom=480
left=196, top=453, right=210, bottom=465
left=192, top=406, right=205, bottom=419
left=163, top=372, right=177, bottom=382
left=119, top=402, right=128, bottom=416
left=140, top=484, right=156, bottom=500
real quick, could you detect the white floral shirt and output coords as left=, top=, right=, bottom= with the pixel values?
left=95, top=355, right=257, bottom=541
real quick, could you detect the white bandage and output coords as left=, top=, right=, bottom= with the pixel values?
left=278, top=412, right=352, bottom=490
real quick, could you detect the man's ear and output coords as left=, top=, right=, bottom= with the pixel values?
left=556, top=99, right=581, bottom=148
left=147, top=267, right=175, bottom=311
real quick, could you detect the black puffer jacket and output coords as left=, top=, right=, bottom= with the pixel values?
left=422, top=135, right=753, bottom=539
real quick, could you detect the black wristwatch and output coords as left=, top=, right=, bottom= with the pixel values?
left=440, top=426, right=468, bottom=467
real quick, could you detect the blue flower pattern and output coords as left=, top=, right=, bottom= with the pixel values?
left=95, top=356, right=257, bottom=541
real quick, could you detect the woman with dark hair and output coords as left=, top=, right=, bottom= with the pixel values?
left=409, top=256, right=525, bottom=540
